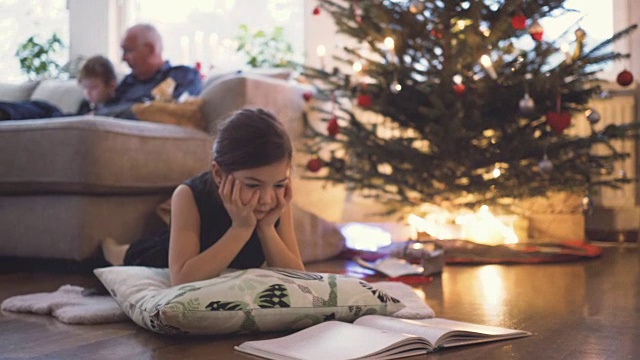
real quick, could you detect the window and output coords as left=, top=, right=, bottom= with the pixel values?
left=125, top=0, right=304, bottom=73
left=0, top=0, right=69, bottom=83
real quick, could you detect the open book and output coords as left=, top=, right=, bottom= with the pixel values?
left=235, top=315, right=531, bottom=360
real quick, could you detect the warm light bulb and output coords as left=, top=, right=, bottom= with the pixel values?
left=453, top=74, right=463, bottom=84
left=384, top=37, right=395, bottom=50
left=480, top=25, right=491, bottom=37
left=560, top=43, right=572, bottom=64
left=480, top=54, right=498, bottom=79
left=352, top=60, right=363, bottom=72
left=456, top=20, right=466, bottom=30
left=492, top=166, right=501, bottom=178
left=480, top=54, right=492, bottom=67
left=316, top=44, right=326, bottom=56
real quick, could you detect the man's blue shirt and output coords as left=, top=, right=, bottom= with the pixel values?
left=96, top=61, right=202, bottom=119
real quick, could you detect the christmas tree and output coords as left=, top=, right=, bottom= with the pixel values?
left=300, top=0, right=639, bottom=214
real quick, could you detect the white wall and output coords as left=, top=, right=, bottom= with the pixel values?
left=68, top=0, right=124, bottom=72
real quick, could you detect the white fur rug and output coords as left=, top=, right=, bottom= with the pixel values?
left=0, top=281, right=434, bottom=325
left=0, top=285, right=127, bottom=324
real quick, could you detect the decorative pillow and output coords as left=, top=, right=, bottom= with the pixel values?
left=0, top=81, right=40, bottom=102
left=30, top=79, right=85, bottom=114
left=94, top=266, right=405, bottom=335
left=131, top=98, right=205, bottom=130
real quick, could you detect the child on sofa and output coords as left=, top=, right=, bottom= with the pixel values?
left=102, top=108, right=305, bottom=285
left=76, top=55, right=117, bottom=114
left=0, top=55, right=117, bottom=120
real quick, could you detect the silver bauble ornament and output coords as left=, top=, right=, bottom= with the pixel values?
left=519, top=93, right=535, bottom=114
left=585, top=108, right=601, bottom=124
left=581, top=195, right=593, bottom=216
left=390, top=80, right=402, bottom=93
left=618, top=169, right=627, bottom=180
left=409, top=0, right=425, bottom=14
left=538, top=154, right=553, bottom=173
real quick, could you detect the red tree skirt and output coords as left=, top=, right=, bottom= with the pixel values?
left=440, top=239, right=602, bottom=264
left=341, top=240, right=602, bottom=265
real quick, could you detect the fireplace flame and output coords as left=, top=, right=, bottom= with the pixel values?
left=408, top=205, right=519, bottom=245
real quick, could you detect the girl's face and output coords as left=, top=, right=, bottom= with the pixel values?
left=215, top=159, right=291, bottom=220
left=80, top=77, right=116, bottom=106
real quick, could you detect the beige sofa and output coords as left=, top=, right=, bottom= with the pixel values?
left=0, top=73, right=326, bottom=262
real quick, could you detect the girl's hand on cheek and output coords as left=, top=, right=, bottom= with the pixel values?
left=258, top=182, right=292, bottom=229
left=219, top=175, right=258, bottom=230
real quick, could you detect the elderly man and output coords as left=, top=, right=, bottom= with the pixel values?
left=96, top=23, right=202, bottom=119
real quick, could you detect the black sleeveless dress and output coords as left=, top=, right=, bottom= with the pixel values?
left=123, top=171, right=270, bottom=268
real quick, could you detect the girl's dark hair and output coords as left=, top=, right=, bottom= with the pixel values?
left=77, top=55, right=117, bottom=85
left=213, top=108, right=292, bottom=173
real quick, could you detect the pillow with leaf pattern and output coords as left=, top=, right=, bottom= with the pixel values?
left=94, top=266, right=405, bottom=335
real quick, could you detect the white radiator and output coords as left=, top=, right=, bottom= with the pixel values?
left=569, top=84, right=637, bottom=208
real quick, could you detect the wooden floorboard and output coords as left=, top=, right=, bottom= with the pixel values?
left=1, top=245, right=639, bottom=359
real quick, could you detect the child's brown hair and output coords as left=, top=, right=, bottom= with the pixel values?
left=213, top=108, right=292, bottom=173
left=77, top=55, right=116, bottom=85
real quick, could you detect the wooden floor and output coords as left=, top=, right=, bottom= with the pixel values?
left=1, top=244, right=639, bottom=360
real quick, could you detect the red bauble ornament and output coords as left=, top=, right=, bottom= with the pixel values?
left=511, top=14, right=527, bottom=30
left=327, top=117, right=340, bottom=137
left=312, top=6, right=320, bottom=15
left=356, top=94, right=372, bottom=107
left=302, top=92, right=313, bottom=102
left=546, top=111, right=572, bottom=134
left=528, top=20, right=544, bottom=41
left=616, top=70, right=634, bottom=87
left=307, top=158, right=323, bottom=172
left=453, top=83, right=466, bottom=96
left=430, top=29, right=443, bottom=39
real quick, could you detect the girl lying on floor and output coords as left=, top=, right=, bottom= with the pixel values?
left=102, top=108, right=305, bottom=285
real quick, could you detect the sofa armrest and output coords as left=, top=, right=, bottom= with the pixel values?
left=199, top=74, right=311, bottom=139
left=199, top=74, right=347, bottom=223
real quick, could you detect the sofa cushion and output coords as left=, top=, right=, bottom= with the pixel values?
left=94, top=266, right=405, bottom=335
left=30, top=79, right=85, bottom=114
left=0, top=116, right=213, bottom=194
left=0, top=81, right=40, bottom=102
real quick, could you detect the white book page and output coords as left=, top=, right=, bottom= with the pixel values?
left=235, top=321, right=429, bottom=360
left=354, top=316, right=530, bottom=348
left=354, top=315, right=448, bottom=345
